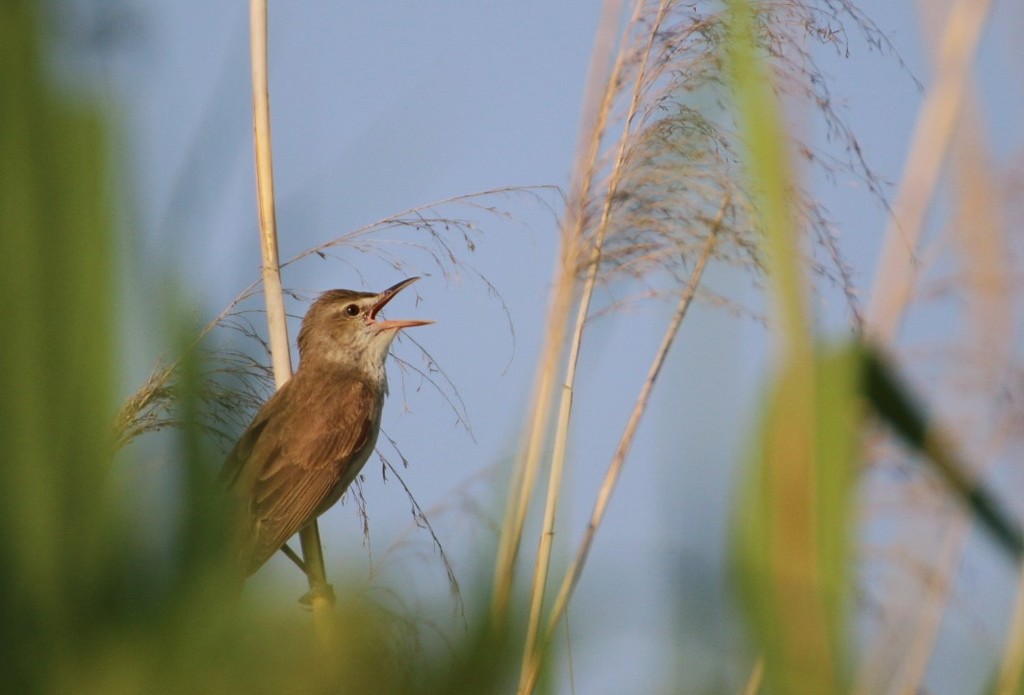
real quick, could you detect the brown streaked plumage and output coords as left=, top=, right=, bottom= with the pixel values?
left=221, top=277, right=431, bottom=576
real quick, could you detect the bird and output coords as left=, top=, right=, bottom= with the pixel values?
left=220, top=277, right=432, bottom=577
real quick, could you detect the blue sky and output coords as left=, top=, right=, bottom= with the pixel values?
left=69, top=1, right=1024, bottom=692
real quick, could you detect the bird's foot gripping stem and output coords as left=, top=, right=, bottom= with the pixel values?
left=299, top=583, right=336, bottom=610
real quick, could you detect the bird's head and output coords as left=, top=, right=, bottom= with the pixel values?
left=297, top=277, right=432, bottom=378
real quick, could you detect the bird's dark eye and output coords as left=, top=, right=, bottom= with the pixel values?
left=344, top=303, right=360, bottom=317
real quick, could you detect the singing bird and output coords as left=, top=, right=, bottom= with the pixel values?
left=221, top=277, right=431, bottom=576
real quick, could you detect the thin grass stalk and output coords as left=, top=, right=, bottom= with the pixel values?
left=890, top=520, right=970, bottom=695
left=520, top=195, right=726, bottom=695
left=863, top=0, right=993, bottom=343
left=856, top=3, right=1000, bottom=690
left=888, top=422, right=1011, bottom=693
left=490, top=268, right=570, bottom=628
left=742, top=657, right=765, bottom=695
left=892, top=35, right=1011, bottom=695
left=249, top=0, right=333, bottom=635
left=249, top=5, right=289, bottom=382
left=490, top=0, right=626, bottom=627
left=516, top=3, right=668, bottom=691
left=961, top=117, right=1022, bottom=695
left=995, top=568, right=1024, bottom=695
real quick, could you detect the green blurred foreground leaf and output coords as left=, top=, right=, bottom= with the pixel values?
left=734, top=341, right=1022, bottom=694
left=726, top=0, right=852, bottom=690
left=734, top=344, right=861, bottom=695
left=1, top=1, right=117, bottom=689
left=724, top=1, right=1020, bottom=690
left=0, top=3, right=519, bottom=693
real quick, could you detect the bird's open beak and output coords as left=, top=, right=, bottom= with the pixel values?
left=370, top=277, right=433, bottom=330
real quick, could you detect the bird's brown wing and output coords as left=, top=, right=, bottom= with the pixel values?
left=223, top=370, right=380, bottom=575
left=220, top=385, right=283, bottom=490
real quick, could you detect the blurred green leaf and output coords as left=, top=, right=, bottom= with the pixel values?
left=1, top=0, right=117, bottom=689
left=734, top=339, right=1023, bottom=695
left=734, top=344, right=861, bottom=695
left=726, top=1, right=852, bottom=688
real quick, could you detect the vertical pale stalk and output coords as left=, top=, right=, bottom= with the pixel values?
left=249, top=0, right=333, bottom=634
left=491, top=0, right=625, bottom=628
left=250, top=5, right=289, bottom=382
left=742, top=657, right=765, bottom=695
left=516, top=2, right=667, bottom=691
left=856, top=2, right=1000, bottom=691
left=519, top=199, right=726, bottom=694
left=863, top=0, right=992, bottom=343
left=890, top=520, right=971, bottom=695
left=490, top=263, right=571, bottom=627
left=995, top=569, right=1024, bottom=695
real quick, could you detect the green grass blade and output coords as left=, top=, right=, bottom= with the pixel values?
left=734, top=345, right=861, bottom=695
left=0, top=0, right=117, bottom=688
left=725, top=2, right=854, bottom=690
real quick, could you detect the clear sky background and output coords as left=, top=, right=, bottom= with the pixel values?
left=59, top=1, right=1024, bottom=692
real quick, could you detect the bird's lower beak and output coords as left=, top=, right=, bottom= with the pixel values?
left=370, top=277, right=434, bottom=330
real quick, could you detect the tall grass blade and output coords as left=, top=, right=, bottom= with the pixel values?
left=726, top=1, right=852, bottom=692
left=733, top=345, right=860, bottom=695
left=0, top=0, right=115, bottom=688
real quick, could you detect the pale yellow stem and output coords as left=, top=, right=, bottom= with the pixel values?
left=995, top=565, right=1024, bottom=695
left=742, top=657, right=765, bottom=695
left=517, top=1, right=670, bottom=691
left=491, top=0, right=626, bottom=628
left=249, top=0, right=332, bottom=638
left=519, top=197, right=726, bottom=694
left=864, top=0, right=993, bottom=343
left=856, top=2, right=1001, bottom=691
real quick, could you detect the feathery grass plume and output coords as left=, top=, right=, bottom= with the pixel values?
left=117, top=186, right=553, bottom=453
left=496, top=1, right=892, bottom=690
left=114, top=349, right=273, bottom=452
left=579, top=0, right=896, bottom=316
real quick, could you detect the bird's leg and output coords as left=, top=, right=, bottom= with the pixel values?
left=280, top=542, right=337, bottom=609
left=279, top=542, right=308, bottom=574
left=298, top=521, right=336, bottom=609
left=298, top=583, right=336, bottom=609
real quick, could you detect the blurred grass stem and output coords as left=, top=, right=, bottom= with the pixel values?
left=863, top=0, right=992, bottom=343
left=490, top=0, right=626, bottom=629
left=742, top=657, right=765, bottom=695
left=995, top=568, right=1024, bottom=695
left=859, top=3, right=1008, bottom=692
left=517, top=2, right=668, bottom=691
left=521, top=195, right=726, bottom=694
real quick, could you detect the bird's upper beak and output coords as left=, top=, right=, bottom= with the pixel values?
left=370, top=277, right=433, bottom=331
